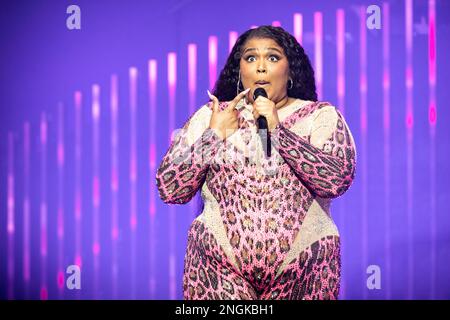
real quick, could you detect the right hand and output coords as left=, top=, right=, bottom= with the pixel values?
left=208, top=88, right=250, bottom=140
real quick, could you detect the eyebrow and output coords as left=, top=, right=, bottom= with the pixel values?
left=242, top=47, right=283, bottom=55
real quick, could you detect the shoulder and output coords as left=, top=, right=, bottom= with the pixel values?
left=309, top=101, right=355, bottom=149
left=310, top=101, right=340, bottom=127
left=309, top=102, right=343, bottom=148
left=185, top=102, right=213, bottom=126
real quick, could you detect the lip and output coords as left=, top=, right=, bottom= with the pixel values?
left=255, top=81, right=270, bottom=85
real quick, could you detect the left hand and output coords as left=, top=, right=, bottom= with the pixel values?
left=252, top=96, right=280, bottom=132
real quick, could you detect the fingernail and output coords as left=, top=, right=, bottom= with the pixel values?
left=207, top=89, right=212, bottom=97
left=243, top=88, right=250, bottom=93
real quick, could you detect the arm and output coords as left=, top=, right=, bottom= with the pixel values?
left=272, top=105, right=356, bottom=199
left=156, top=103, right=223, bottom=204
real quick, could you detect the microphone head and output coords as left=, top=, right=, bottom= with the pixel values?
left=253, top=87, right=267, bottom=101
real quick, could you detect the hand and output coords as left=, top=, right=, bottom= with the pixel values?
left=208, top=88, right=250, bottom=140
left=252, top=96, right=280, bottom=132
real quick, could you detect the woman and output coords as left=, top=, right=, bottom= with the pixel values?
left=156, top=25, right=356, bottom=300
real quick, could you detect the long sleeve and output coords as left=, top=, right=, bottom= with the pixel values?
left=272, top=104, right=356, bottom=199
left=156, top=103, right=223, bottom=204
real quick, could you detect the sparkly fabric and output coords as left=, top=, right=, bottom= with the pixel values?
left=156, top=98, right=357, bottom=300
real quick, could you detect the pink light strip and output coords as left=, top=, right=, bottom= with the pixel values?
left=57, top=102, right=65, bottom=297
left=40, top=113, right=48, bottom=300
left=336, top=9, right=346, bottom=117
left=405, top=0, right=414, bottom=299
left=314, top=12, right=323, bottom=100
left=293, top=13, right=303, bottom=46
left=91, top=84, right=101, bottom=298
left=167, top=52, right=177, bottom=299
left=188, top=44, right=198, bottom=221
left=336, top=8, right=346, bottom=299
left=74, top=91, right=83, bottom=285
left=148, top=59, right=157, bottom=297
left=208, top=36, right=218, bottom=91
left=110, top=74, right=119, bottom=299
left=188, top=44, right=197, bottom=118
left=23, top=122, right=30, bottom=298
left=359, top=6, right=368, bottom=299
left=382, top=2, right=392, bottom=300
left=129, top=67, right=138, bottom=299
left=229, top=31, right=238, bottom=53
left=7, top=132, right=15, bottom=300
left=272, top=20, right=281, bottom=27
left=428, top=0, right=437, bottom=300
left=168, top=53, right=177, bottom=144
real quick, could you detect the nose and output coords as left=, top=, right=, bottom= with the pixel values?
left=257, top=62, right=266, bottom=73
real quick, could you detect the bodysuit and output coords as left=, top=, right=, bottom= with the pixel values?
left=156, top=97, right=356, bottom=300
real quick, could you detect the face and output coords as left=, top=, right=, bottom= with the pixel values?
left=239, top=37, right=290, bottom=103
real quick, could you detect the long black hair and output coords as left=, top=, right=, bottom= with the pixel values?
left=212, top=25, right=317, bottom=102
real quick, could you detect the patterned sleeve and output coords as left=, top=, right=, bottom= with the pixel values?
left=156, top=103, right=223, bottom=204
left=272, top=105, right=357, bottom=199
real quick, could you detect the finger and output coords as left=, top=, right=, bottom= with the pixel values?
left=207, top=90, right=219, bottom=112
left=226, top=88, right=250, bottom=111
left=254, top=95, right=269, bottom=103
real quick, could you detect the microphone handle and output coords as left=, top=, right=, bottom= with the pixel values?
left=257, top=116, right=271, bottom=158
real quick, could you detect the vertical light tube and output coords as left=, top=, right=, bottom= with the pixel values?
left=167, top=52, right=177, bottom=299
left=336, top=8, right=346, bottom=299
left=359, top=6, right=368, bottom=299
left=229, top=31, right=238, bottom=53
left=314, top=12, right=323, bottom=100
left=336, top=9, right=346, bottom=117
left=129, top=67, right=138, bottom=299
left=148, top=59, right=157, bottom=298
left=7, top=132, right=15, bottom=300
left=23, top=123, right=30, bottom=298
left=110, top=74, right=119, bottom=299
left=188, top=44, right=198, bottom=222
left=57, top=102, right=65, bottom=298
left=293, top=13, right=303, bottom=46
left=74, top=91, right=83, bottom=295
left=208, top=36, right=218, bottom=91
left=428, top=0, right=437, bottom=300
left=91, top=84, right=101, bottom=299
left=382, top=2, right=392, bottom=300
left=405, top=0, right=414, bottom=300
left=40, top=113, right=48, bottom=300
left=188, top=44, right=197, bottom=117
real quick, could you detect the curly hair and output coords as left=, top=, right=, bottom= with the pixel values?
left=212, top=25, right=317, bottom=102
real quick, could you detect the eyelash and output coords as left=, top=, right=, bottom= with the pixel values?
left=244, top=55, right=280, bottom=62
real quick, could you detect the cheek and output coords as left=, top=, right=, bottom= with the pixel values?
left=271, top=66, right=289, bottom=86
left=240, top=64, right=253, bottom=81
left=271, top=63, right=290, bottom=81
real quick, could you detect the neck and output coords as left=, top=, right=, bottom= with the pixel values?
left=275, top=95, right=293, bottom=110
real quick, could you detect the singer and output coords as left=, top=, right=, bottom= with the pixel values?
left=156, top=26, right=356, bottom=300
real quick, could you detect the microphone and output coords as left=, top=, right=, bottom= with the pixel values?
left=253, top=88, right=271, bottom=158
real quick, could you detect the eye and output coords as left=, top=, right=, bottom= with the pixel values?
left=245, top=55, right=256, bottom=62
left=268, top=55, right=280, bottom=62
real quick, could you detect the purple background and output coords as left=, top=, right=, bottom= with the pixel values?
left=1, top=0, right=449, bottom=299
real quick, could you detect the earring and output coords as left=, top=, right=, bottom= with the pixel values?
left=288, top=78, right=293, bottom=90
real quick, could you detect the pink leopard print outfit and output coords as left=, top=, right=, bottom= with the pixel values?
left=156, top=98, right=356, bottom=300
